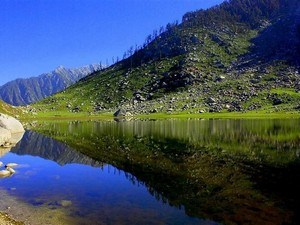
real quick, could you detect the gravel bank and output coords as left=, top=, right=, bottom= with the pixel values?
left=0, top=212, right=23, bottom=225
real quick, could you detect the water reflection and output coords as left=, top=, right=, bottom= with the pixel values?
left=33, top=119, right=300, bottom=225
left=42, top=119, right=300, bottom=164
left=11, top=131, right=103, bottom=167
left=1, top=118, right=300, bottom=225
left=0, top=130, right=212, bottom=225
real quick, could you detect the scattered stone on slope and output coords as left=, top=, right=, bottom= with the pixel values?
left=113, top=108, right=127, bottom=117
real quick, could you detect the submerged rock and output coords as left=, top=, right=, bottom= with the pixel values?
left=5, top=163, right=18, bottom=168
left=58, top=200, right=72, bottom=207
left=0, top=167, right=15, bottom=178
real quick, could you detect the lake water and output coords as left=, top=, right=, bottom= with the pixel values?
left=0, top=119, right=300, bottom=225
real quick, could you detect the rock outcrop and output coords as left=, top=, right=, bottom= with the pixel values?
left=0, top=114, right=24, bottom=133
left=113, top=108, right=127, bottom=117
left=0, top=127, right=11, bottom=147
left=0, top=113, right=24, bottom=147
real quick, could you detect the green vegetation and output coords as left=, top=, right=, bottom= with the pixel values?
left=31, top=0, right=299, bottom=118
left=32, top=119, right=300, bottom=224
left=1, top=1, right=300, bottom=224
left=34, top=119, right=300, bottom=166
left=19, top=109, right=300, bottom=122
left=1, top=0, right=298, bottom=120
left=0, top=100, right=22, bottom=116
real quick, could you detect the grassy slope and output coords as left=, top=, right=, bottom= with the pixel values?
left=31, top=0, right=299, bottom=118
left=0, top=100, right=22, bottom=116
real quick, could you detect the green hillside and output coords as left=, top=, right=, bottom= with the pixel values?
left=34, top=0, right=300, bottom=116
left=0, top=100, right=22, bottom=116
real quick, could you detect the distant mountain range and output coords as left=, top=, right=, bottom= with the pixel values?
left=33, top=0, right=300, bottom=115
left=0, top=64, right=102, bottom=106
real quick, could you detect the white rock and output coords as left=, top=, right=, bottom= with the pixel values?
left=10, top=132, right=25, bottom=145
left=0, top=148, right=11, bottom=157
left=6, top=167, right=15, bottom=174
left=6, top=163, right=18, bottom=168
left=0, top=127, right=11, bottom=146
left=0, top=114, right=24, bottom=157
left=0, top=113, right=24, bottom=134
left=0, top=168, right=12, bottom=178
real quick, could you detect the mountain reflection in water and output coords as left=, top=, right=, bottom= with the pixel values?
left=11, top=130, right=103, bottom=167
left=1, top=118, right=300, bottom=225
left=0, top=129, right=212, bottom=225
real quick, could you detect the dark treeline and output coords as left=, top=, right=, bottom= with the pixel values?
left=182, top=0, right=298, bottom=29
left=107, top=0, right=299, bottom=70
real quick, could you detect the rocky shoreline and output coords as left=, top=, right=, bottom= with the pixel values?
left=0, top=114, right=24, bottom=148
left=0, top=212, right=24, bottom=225
left=0, top=114, right=25, bottom=224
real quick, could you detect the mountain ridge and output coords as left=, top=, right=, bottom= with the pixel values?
left=12, top=130, right=104, bottom=167
left=0, top=64, right=103, bottom=106
left=34, top=0, right=300, bottom=115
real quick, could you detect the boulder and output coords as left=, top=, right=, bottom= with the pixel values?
left=207, top=97, right=216, bottom=104
left=113, top=108, right=127, bottom=117
left=0, top=113, right=24, bottom=134
left=0, top=127, right=11, bottom=146
left=10, top=132, right=25, bottom=145
left=0, top=114, right=24, bottom=151
left=0, top=148, right=11, bottom=157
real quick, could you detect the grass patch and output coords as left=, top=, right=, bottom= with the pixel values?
left=137, top=110, right=300, bottom=119
left=20, top=109, right=300, bottom=122
left=270, top=88, right=300, bottom=97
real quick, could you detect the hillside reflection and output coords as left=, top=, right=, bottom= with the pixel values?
left=11, top=130, right=103, bottom=167
left=34, top=119, right=300, bottom=225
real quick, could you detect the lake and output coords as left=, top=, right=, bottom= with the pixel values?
left=1, top=118, right=300, bottom=225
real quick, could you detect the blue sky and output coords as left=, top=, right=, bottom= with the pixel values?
left=0, top=0, right=224, bottom=85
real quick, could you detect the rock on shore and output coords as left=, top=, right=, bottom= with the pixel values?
left=0, top=113, right=24, bottom=147
left=0, top=114, right=24, bottom=134
left=0, top=114, right=25, bottom=223
left=0, top=127, right=11, bottom=147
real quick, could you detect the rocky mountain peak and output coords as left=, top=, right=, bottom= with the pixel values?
left=0, top=63, right=101, bottom=106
